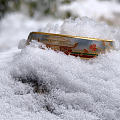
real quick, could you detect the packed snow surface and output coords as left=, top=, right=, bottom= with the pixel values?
left=1, top=14, right=120, bottom=120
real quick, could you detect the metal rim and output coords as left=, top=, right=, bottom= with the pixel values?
left=30, top=32, right=113, bottom=42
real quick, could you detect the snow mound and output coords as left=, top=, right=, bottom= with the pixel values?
left=6, top=44, right=120, bottom=120
left=1, top=16, right=120, bottom=119
left=41, top=17, right=120, bottom=49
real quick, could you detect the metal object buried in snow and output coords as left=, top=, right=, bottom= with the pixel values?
left=26, top=32, right=114, bottom=59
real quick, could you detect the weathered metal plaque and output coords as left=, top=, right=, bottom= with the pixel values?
left=26, top=32, right=114, bottom=59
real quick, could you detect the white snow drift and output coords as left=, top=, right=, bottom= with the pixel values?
left=0, top=16, right=120, bottom=120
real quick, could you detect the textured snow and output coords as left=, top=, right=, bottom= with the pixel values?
left=41, top=17, right=120, bottom=50
left=1, top=8, right=120, bottom=120
left=1, top=41, right=120, bottom=120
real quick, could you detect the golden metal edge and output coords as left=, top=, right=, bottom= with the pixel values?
left=30, top=32, right=114, bottom=42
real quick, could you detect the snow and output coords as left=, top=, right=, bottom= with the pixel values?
left=0, top=13, right=63, bottom=52
left=41, top=17, right=120, bottom=50
left=1, top=42, right=120, bottom=120
left=59, top=0, right=120, bottom=20
left=60, top=17, right=118, bottom=40
left=0, top=3, right=120, bottom=120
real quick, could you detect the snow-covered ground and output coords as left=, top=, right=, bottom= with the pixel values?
left=1, top=39, right=120, bottom=120
left=0, top=13, right=120, bottom=119
left=1, top=0, right=120, bottom=119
